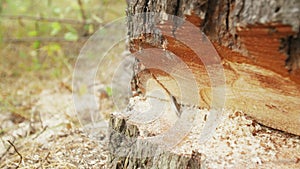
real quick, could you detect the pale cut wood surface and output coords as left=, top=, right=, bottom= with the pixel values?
left=136, top=53, right=300, bottom=136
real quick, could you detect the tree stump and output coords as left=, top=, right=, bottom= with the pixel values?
left=108, top=0, right=300, bottom=168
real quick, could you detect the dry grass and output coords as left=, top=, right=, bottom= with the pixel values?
left=0, top=128, right=108, bottom=168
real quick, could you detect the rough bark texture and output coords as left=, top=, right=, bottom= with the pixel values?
left=107, top=112, right=205, bottom=169
left=126, top=0, right=300, bottom=77
left=108, top=0, right=300, bottom=168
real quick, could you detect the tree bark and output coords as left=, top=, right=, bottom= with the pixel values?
left=108, top=0, right=300, bottom=168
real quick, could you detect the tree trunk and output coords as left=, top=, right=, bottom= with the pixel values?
left=108, top=0, right=300, bottom=168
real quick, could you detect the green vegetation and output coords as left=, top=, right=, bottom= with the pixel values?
left=0, top=0, right=126, bottom=120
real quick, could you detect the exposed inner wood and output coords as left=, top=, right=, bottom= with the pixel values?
left=127, top=0, right=300, bottom=77
left=236, top=24, right=300, bottom=83
left=130, top=21, right=300, bottom=136
left=126, top=5, right=300, bottom=136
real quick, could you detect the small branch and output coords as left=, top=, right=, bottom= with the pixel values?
left=0, top=14, right=98, bottom=25
left=77, top=0, right=89, bottom=36
left=4, top=36, right=116, bottom=43
left=3, top=37, right=89, bottom=43
left=7, top=140, right=22, bottom=169
left=77, top=0, right=87, bottom=22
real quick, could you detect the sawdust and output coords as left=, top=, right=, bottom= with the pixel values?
left=119, top=96, right=300, bottom=168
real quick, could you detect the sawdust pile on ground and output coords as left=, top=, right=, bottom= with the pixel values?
left=116, top=96, right=300, bottom=168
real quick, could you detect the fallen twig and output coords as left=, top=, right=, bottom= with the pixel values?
left=7, top=140, right=22, bottom=169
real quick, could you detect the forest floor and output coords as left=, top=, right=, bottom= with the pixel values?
left=0, top=76, right=112, bottom=168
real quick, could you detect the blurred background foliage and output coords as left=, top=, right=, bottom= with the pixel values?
left=0, top=0, right=126, bottom=120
